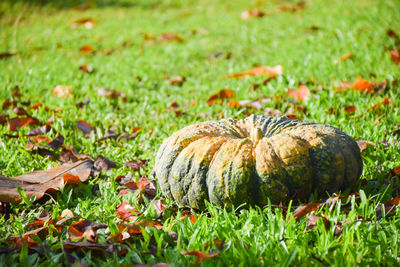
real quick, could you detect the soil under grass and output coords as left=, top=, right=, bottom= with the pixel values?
left=1, top=0, right=400, bottom=265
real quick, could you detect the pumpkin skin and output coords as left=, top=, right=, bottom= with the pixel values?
left=154, top=115, right=362, bottom=210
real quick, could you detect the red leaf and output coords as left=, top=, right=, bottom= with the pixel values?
left=68, top=220, right=107, bottom=242
left=181, top=250, right=219, bottom=264
left=287, top=85, right=310, bottom=101
left=227, top=100, right=240, bottom=108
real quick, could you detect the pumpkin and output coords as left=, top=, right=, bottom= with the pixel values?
left=154, top=115, right=362, bottom=210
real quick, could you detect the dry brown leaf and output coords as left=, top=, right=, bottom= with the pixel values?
left=224, top=65, right=283, bottom=79
left=293, top=202, right=320, bottom=221
left=240, top=9, right=265, bottom=20
left=169, top=76, right=185, bottom=86
left=306, top=214, right=330, bottom=230
left=68, top=220, right=107, bottom=242
left=0, top=159, right=93, bottom=203
left=181, top=250, right=219, bottom=264
left=207, top=89, right=235, bottom=106
left=390, top=49, right=400, bottom=64
left=356, top=140, right=375, bottom=152
left=344, top=105, right=356, bottom=114
left=52, top=85, right=73, bottom=98
left=76, top=120, right=94, bottom=137
left=70, top=18, right=97, bottom=29
left=159, top=33, right=183, bottom=42
left=8, top=117, right=39, bottom=131
left=79, top=64, right=94, bottom=73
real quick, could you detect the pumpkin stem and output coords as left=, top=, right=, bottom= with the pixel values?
left=251, top=127, right=263, bottom=141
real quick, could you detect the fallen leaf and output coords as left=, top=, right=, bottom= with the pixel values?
left=153, top=199, right=167, bottom=218
left=124, top=160, right=148, bottom=173
left=0, top=159, right=93, bottom=203
left=64, top=241, right=118, bottom=257
left=376, top=196, right=400, bottom=219
left=93, top=156, right=117, bottom=174
left=96, top=87, right=126, bottom=101
left=344, top=105, right=356, bottom=114
left=80, top=45, right=95, bottom=54
left=27, top=125, right=51, bottom=136
left=181, top=250, right=219, bottom=264
left=8, top=117, right=39, bottom=131
left=207, top=89, right=235, bottom=106
left=390, top=49, right=400, bottom=64
left=0, top=114, right=9, bottom=125
left=334, top=53, right=353, bottom=64
left=356, top=140, right=375, bottom=152
left=368, top=97, right=392, bottom=111
left=293, top=202, right=320, bottom=221
left=76, top=120, right=94, bottom=137
left=169, top=76, right=185, bottom=86
left=59, top=145, right=91, bottom=163
left=79, top=64, right=94, bottom=73
left=224, top=65, right=283, bottom=79
left=227, top=100, right=240, bottom=108
left=70, top=18, right=96, bottom=29
left=52, top=85, right=73, bottom=98
left=306, top=214, right=330, bottom=230
left=387, top=29, right=398, bottom=39
left=159, top=33, right=183, bottom=42
left=115, top=202, right=142, bottom=221
left=12, top=107, right=29, bottom=116
left=279, top=1, right=305, bottom=12
left=68, top=220, right=107, bottom=242
left=111, top=220, right=163, bottom=242
left=0, top=51, right=15, bottom=59
left=353, top=77, right=373, bottom=93
left=287, top=85, right=310, bottom=101
left=240, top=9, right=265, bottom=20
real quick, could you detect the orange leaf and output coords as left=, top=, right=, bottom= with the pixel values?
left=115, top=202, right=141, bottom=221
left=293, top=202, right=320, bottom=221
left=225, top=65, right=283, bottom=79
left=181, top=250, right=219, bottom=264
left=344, top=105, right=356, bottom=114
left=80, top=45, right=95, bottom=54
left=334, top=52, right=353, bottom=64
left=207, top=89, right=236, bottom=106
left=353, top=77, right=373, bottom=93
left=368, top=97, right=392, bottom=111
left=63, top=173, right=81, bottom=184
left=287, top=85, right=310, bottom=101
left=227, top=100, right=240, bottom=108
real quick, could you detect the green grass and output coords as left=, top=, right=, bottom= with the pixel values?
left=1, top=0, right=400, bottom=265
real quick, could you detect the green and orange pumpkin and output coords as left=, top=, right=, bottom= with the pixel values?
left=154, top=115, right=362, bottom=210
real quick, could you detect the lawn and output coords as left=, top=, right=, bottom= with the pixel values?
left=1, top=0, right=400, bottom=265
